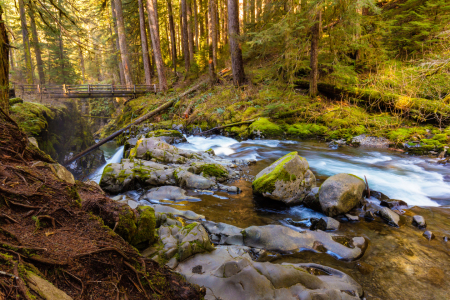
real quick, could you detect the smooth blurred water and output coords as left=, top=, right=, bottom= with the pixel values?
left=88, top=142, right=124, bottom=183
left=178, top=135, right=450, bottom=207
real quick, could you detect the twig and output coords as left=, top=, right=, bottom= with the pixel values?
left=364, top=175, right=370, bottom=198
left=0, top=213, right=18, bottom=224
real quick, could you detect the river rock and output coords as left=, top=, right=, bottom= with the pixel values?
left=130, top=138, right=198, bottom=163
left=370, top=190, right=390, bottom=201
left=303, top=187, right=321, bottom=211
left=242, top=225, right=364, bottom=261
left=412, top=215, right=426, bottom=228
left=252, top=152, right=316, bottom=206
left=380, top=199, right=408, bottom=210
left=99, top=159, right=175, bottom=193
left=345, top=214, right=359, bottom=222
left=141, top=186, right=201, bottom=202
left=310, top=217, right=339, bottom=231
left=378, top=207, right=400, bottom=227
left=351, top=134, right=391, bottom=148
left=364, top=211, right=375, bottom=222
left=151, top=204, right=205, bottom=220
left=319, top=173, right=365, bottom=217
left=203, top=221, right=244, bottom=245
left=175, top=246, right=362, bottom=300
left=175, top=169, right=216, bottom=189
left=423, top=231, right=435, bottom=241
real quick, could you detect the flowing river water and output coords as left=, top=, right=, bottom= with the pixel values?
left=87, top=136, right=450, bottom=300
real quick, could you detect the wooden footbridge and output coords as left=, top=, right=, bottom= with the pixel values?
left=13, top=83, right=158, bottom=99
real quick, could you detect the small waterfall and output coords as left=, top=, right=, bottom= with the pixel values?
left=87, top=146, right=124, bottom=183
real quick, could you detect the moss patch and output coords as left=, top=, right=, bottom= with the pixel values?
left=249, top=117, right=283, bottom=137
left=252, top=151, right=298, bottom=194
left=196, top=163, right=228, bottom=178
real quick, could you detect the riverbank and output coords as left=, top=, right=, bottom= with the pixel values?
left=0, top=109, right=203, bottom=299
left=96, top=130, right=450, bottom=300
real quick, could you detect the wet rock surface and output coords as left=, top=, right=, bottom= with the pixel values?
left=378, top=207, right=400, bottom=227
left=252, top=152, right=316, bottom=206
left=412, top=215, right=426, bottom=228
left=319, top=173, right=366, bottom=217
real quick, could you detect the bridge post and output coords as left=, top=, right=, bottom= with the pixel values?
left=88, top=84, right=90, bottom=96
left=111, top=84, right=114, bottom=94
left=154, top=84, right=156, bottom=93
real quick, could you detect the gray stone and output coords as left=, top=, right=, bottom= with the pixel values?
left=322, top=217, right=340, bottom=230
left=423, top=231, right=435, bottom=241
left=130, top=138, right=197, bottom=163
left=49, top=163, right=75, bottom=185
left=252, top=152, right=316, bottom=206
left=319, top=173, right=365, bottom=217
left=303, top=187, right=321, bottom=211
left=28, top=137, right=39, bottom=148
left=151, top=204, right=205, bottom=220
left=345, top=214, right=359, bottom=222
left=412, top=215, right=426, bottom=228
left=242, top=225, right=365, bottom=261
left=203, top=221, right=244, bottom=246
left=351, top=134, right=391, bottom=148
left=364, top=211, right=375, bottom=222
left=141, top=186, right=201, bottom=202
left=175, top=169, right=216, bottom=189
left=380, top=199, right=408, bottom=209
left=378, top=207, right=400, bottom=227
left=175, top=246, right=362, bottom=300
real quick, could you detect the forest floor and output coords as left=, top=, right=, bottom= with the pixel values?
left=0, top=108, right=203, bottom=299
left=99, top=56, right=450, bottom=157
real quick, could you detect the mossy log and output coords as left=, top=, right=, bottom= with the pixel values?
left=295, top=79, right=450, bottom=125
left=195, top=119, right=255, bottom=136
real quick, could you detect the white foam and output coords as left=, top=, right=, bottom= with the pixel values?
left=178, top=135, right=239, bottom=156
left=87, top=146, right=124, bottom=183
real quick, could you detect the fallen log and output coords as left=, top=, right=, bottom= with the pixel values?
left=194, top=119, right=255, bottom=136
left=295, top=79, right=450, bottom=125
left=64, top=80, right=207, bottom=166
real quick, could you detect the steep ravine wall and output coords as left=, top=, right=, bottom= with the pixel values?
left=9, top=99, right=105, bottom=178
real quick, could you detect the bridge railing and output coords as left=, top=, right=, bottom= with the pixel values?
left=13, top=83, right=158, bottom=97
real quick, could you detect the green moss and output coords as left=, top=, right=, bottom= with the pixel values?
left=181, top=222, right=198, bottom=235
left=9, top=97, right=23, bottom=106
left=287, top=123, right=328, bottom=138
left=348, top=174, right=364, bottom=182
left=132, top=206, right=156, bottom=246
left=249, top=117, right=283, bottom=137
left=116, top=207, right=138, bottom=244
left=66, top=186, right=82, bottom=208
left=145, top=129, right=183, bottom=138
left=10, top=102, right=55, bottom=136
left=252, top=151, right=298, bottom=194
left=196, top=163, right=228, bottom=178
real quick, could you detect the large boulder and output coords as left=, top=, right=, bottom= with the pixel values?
left=129, top=138, right=197, bottom=163
left=319, top=173, right=365, bottom=217
left=252, top=152, right=316, bottom=205
left=175, top=246, right=362, bottom=300
left=242, top=225, right=365, bottom=261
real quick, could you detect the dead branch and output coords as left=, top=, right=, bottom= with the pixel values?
left=194, top=119, right=255, bottom=136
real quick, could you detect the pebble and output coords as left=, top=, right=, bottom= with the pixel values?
left=412, top=215, right=427, bottom=229
left=345, top=214, right=359, bottom=222
left=444, top=236, right=448, bottom=242
left=423, top=231, right=435, bottom=241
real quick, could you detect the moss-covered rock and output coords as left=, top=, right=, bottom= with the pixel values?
left=252, top=152, right=316, bottom=205
left=133, top=206, right=157, bottom=247
left=9, top=97, right=23, bottom=106
left=191, top=162, right=228, bottom=179
left=249, top=117, right=283, bottom=137
left=287, top=123, right=328, bottom=138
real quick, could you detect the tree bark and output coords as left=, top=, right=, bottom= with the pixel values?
left=309, top=9, right=321, bottom=97
left=167, top=0, right=177, bottom=72
left=181, top=0, right=190, bottom=73
left=146, top=0, right=168, bottom=91
left=28, top=3, right=45, bottom=84
left=210, top=0, right=218, bottom=69
left=113, top=0, right=134, bottom=86
left=243, top=0, right=247, bottom=32
left=194, top=0, right=199, bottom=51
left=139, top=0, right=152, bottom=84
left=208, top=0, right=216, bottom=85
left=18, top=0, right=34, bottom=84
left=58, top=6, right=66, bottom=84
left=228, top=0, right=245, bottom=86
left=110, top=0, right=126, bottom=85
left=187, top=0, right=195, bottom=63
left=250, top=0, right=255, bottom=24
left=78, top=46, right=85, bottom=83
left=0, top=5, right=9, bottom=114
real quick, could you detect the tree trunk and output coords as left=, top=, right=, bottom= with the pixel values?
left=167, top=0, right=177, bottom=72
left=78, top=46, right=85, bottom=83
left=58, top=7, right=66, bottom=84
left=110, top=0, right=126, bottom=85
left=181, top=0, right=190, bottom=73
left=146, top=0, right=168, bottom=91
left=28, top=3, right=45, bottom=84
left=0, top=5, right=9, bottom=114
left=243, top=0, right=247, bottom=32
left=250, top=0, right=255, bottom=24
left=208, top=0, right=216, bottom=84
left=228, top=0, right=245, bottom=86
left=205, top=0, right=209, bottom=42
left=18, top=0, right=34, bottom=84
left=194, top=0, right=199, bottom=51
left=139, top=0, right=152, bottom=84
left=210, top=0, right=218, bottom=69
left=256, top=0, right=262, bottom=21
left=309, top=9, right=321, bottom=97
left=301, top=0, right=307, bottom=11
left=187, top=0, right=195, bottom=63
left=113, top=0, right=134, bottom=86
